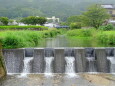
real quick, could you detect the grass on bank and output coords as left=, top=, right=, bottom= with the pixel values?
left=67, top=28, right=115, bottom=46
left=0, top=29, right=64, bottom=49
left=0, top=25, right=48, bottom=30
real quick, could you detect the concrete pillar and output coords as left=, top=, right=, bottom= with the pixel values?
left=74, top=48, right=86, bottom=72
left=3, top=49, right=24, bottom=73
left=95, top=48, right=109, bottom=73
left=32, top=48, right=44, bottom=73
left=54, top=48, right=65, bottom=73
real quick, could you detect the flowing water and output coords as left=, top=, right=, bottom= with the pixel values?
left=38, top=35, right=114, bottom=47
left=19, top=57, right=33, bottom=77
left=65, top=56, right=76, bottom=77
left=44, top=57, right=54, bottom=76
left=107, top=57, right=115, bottom=73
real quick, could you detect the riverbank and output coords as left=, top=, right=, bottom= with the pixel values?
left=0, top=44, right=6, bottom=78
left=0, top=29, right=65, bottom=49
left=67, top=29, right=115, bottom=47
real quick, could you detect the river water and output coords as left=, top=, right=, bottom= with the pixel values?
left=38, top=35, right=113, bottom=47
left=0, top=74, right=115, bottom=86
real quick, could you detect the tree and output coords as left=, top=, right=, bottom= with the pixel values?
left=70, top=22, right=82, bottom=29
left=21, top=16, right=47, bottom=25
left=0, top=17, right=9, bottom=25
left=67, top=15, right=82, bottom=24
left=38, top=17, right=47, bottom=25
left=82, top=5, right=110, bottom=28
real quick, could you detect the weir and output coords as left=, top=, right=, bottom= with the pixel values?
left=106, top=48, right=115, bottom=73
left=65, top=48, right=76, bottom=77
left=85, top=48, right=97, bottom=72
left=2, top=48, right=114, bottom=74
left=44, top=48, right=54, bottom=76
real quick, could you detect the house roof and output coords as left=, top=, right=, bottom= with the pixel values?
left=101, top=4, right=115, bottom=9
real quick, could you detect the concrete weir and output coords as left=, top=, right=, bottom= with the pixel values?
left=74, top=48, right=86, bottom=72
left=2, top=48, right=113, bottom=73
left=95, top=48, right=109, bottom=73
left=32, top=48, right=44, bottom=73
left=3, top=49, right=24, bottom=73
left=54, top=48, right=65, bottom=73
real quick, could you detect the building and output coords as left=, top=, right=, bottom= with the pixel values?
left=101, top=4, right=115, bottom=19
left=101, top=4, right=115, bottom=24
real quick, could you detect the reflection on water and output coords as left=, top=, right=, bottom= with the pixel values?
left=38, top=35, right=113, bottom=47
left=0, top=74, right=115, bottom=86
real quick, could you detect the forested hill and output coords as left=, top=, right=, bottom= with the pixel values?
left=0, top=0, right=115, bottom=21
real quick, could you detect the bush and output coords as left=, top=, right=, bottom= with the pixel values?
left=97, top=31, right=115, bottom=45
left=0, top=29, right=63, bottom=48
left=0, top=26, right=48, bottom=30
left=99, top=24, right=114, bottom=31
left=70, top=22, right=82, bottom=29
left=1, top=34, right=25, bottom=48
left=67, top=29, right=95, bottom=37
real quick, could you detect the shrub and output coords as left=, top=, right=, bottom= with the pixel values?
left=99, top=24, right=114, bottom=31
left=0, top=26, right=48, bottom=30
left=97, top=31, right=115, bottom=45
left=0, top=29, right=63, bottom=48
left=70, top=22, right=82, bottom=29
left=1, top=34, right=25, bottom=48
left=67, top=29, right=95, bottom=37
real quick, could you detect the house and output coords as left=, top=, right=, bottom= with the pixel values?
left=101, top=4, right=115, bottom=19
left=101, top=4, right=115, bottom=24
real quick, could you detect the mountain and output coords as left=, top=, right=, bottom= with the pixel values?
left=0, top=0, right=115, bottom=21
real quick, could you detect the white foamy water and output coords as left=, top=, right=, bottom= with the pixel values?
left=44, top=57, right=54, bottom=77
left=19, top=57, right=33, bottom=78
left=107, top=57, right=115, bottom=73
left=65, top=57, right=77, bottom=78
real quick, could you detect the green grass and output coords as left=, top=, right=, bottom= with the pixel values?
left=67, top=28, right=96, bottom=37
left=96, top=31, right=115, bottom=45
left=0, top=29, right=62, bottom=49
left=67, top=28, right=115, bottom=46
left=0, top=25, right=48, bottom=30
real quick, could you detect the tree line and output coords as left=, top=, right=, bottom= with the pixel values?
left=0, top=16, right=47, bottom=26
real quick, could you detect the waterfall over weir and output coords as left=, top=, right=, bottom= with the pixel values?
left=86, top=48, right=97, bottom=73
left=65, top=57, right=76, bottom=76
left=65, top=49, right=76, bottom=77
left=44, top=48, right=54, bottom=76
left=20, top=57, right=33, bottom=77
left=3, top=48, right=115, bottom=75
left=106, top=48, right=115, bottom=73
left=44, top=57, right=54, bottom=76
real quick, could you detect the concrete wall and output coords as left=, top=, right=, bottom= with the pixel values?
left=2, top=48, right=112, bottom=73
left=54, top=48, right=65, bottom=73
left=95, top=48, right=109, bottom=73
left=75, top=48, right=87, bottom=72
left=32, top=48, right=44, bottom=73
left=3, top=49, right=24, bottom=73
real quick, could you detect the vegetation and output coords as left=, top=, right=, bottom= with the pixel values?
left=97, top=31, right=115, bottom=45
left=0, top=17, right=9, bottom=25
left=67, top=29, right=95, bottom=37
left=0, top=43, right=6, bottom=77
left=0, top=29, right=63, bottom=48
left=21, top=16, right=47, bottom=25
left=0, top=26, right=48, bottom=30
left=82, top=5, right=110, bottom=28
left=70, top=22, right=82, bottom=29
left=67, top=28, right=115, bottom=46
left=99, top=24, right=115, bottom=31
left=1, top=0, right=115, bottom=21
